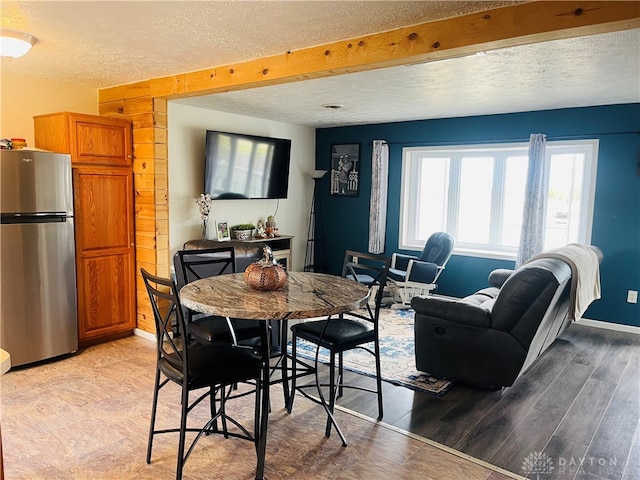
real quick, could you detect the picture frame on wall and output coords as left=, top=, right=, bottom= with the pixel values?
left=216, top=221, right=230, bottom=241
left=330, top=143, right=360, bottom=196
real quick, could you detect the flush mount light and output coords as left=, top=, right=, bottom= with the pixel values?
left=0, top=30, right=37, bottom=58
left=321, top=104, right=343, bottom=110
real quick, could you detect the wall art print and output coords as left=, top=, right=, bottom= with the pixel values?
left=330, top=143, right=360, bottom=196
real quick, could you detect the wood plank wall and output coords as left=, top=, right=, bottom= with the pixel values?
left=98, top=86, right=168, bottom=333
left=97, top=1, right=640, bottom=334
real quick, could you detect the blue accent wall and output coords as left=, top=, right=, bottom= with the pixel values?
left=315, top=104, right=640, bottom=327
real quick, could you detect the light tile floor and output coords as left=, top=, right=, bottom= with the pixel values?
left=1, top=335, right=521, bottom=479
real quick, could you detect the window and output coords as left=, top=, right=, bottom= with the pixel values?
left=399, top=140, right=598, bottom=259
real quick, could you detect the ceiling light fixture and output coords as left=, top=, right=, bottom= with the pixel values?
left=322, top=104, right=343, bottom=110
left=0, top=30, right=37, bottom=58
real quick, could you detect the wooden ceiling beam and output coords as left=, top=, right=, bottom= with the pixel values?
left=99, top=1, right=640, bottom=103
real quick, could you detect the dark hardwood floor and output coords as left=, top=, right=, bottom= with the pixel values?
left=301, top=323, right=640, bottom=480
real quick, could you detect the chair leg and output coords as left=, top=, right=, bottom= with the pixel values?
left=280, top=319, right=290, bottom=406
left=176, top=384, right=190, bottom=480
left=325, top=351, right=336, bottom=438
left=209, top=386, right=220, bottom=434
left=146, top=368, right=161, bottom=464
left=255, top=343, right=271, bottom=480
left=374, top=340, right=384, bottom=421
left=254, top=376, right=262, bottom=451
left=286, top=334, right=297, bottom=414
left=338, top=351, right=344, bottom=398
left=220, top=386, right=229, bottom=438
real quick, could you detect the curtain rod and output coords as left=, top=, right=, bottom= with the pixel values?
left=367, top=130, right=639, bottom=147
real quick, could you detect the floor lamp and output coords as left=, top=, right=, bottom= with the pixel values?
left=304, top=170, right=327, bottom=272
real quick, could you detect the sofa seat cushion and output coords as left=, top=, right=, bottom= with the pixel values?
left=459, top=287, right=499, bottom=307
left=411, top=296, right=492, bottom=329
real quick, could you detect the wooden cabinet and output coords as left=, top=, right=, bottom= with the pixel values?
left=34, top=112, right=136, bottom=347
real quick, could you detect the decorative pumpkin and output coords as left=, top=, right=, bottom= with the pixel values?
left=244, top=245, right=287, bottom=291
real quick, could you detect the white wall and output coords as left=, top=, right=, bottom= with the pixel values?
left=168, top=102, right=316, bottom=271
left=0, top=73, right=97, bottom=146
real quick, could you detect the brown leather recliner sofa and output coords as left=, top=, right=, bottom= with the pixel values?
left=411, top=245, right=603, bottom=389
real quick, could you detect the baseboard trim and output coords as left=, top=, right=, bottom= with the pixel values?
left=575, top=318, right=640, bottom=335
left=133, top=328, right=155, bottom=342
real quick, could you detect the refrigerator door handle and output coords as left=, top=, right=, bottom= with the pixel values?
left=1, top=214, right=68, bottom=225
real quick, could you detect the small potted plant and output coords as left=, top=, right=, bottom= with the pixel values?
left=230, top=223, right=256, bottom=240
left=265, top=215, right=278, bottom=237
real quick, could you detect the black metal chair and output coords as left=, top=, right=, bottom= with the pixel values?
left=176, top=246, right=295, bottom=407
left=141, top=268, right=264, bottom=480
left=174, top=247, right=262, bottom=345
left=287, top=250, right=391, bottom=436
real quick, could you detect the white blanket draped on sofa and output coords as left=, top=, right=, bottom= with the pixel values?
left=526, top=243, right=601, bottom=319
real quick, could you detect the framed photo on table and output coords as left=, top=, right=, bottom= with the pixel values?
left=216, top=221, right=230, bottom=241
left=330, top=143, right=360, bottom=196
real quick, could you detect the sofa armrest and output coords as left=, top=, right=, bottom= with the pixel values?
left=488, top=269, right=514, bottom=288
left=392, top=252, right=419, bottom=271
left=411, top=296, right=492, bottom=328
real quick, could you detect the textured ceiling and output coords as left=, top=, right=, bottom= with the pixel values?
left=1, top=1, right=514, bottom=87
left=2, top=1, right=639, bottom=127
left=176, top=29, right=640, bottom=127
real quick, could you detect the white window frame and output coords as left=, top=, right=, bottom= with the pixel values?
left=399, top=140, right=598, bottom=260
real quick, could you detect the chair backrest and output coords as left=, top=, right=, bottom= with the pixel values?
left=174, top=246, right=237, bottom=290
left=419, top=232, right=455, bottom=267
left=342, top=250, right=391, bottom=323
left=141, top=268, right=189, bottom=374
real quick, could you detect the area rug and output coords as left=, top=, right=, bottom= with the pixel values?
left=287, top=307, right=454, bottom=396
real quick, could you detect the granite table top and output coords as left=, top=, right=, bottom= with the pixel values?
left=180, top=271, right=369, bottom=320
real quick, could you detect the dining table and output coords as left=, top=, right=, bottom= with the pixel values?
left=179, top=271, right=370, bottom=480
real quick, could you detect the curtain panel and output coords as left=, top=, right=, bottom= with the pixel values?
left=368, top=140, right=389, bottom=254
left=516, top=133, right=547, bottom=267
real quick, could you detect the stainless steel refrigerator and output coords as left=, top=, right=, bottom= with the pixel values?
left=1, top=149, right=78, bottom=367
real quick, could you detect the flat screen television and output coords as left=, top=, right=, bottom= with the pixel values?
left=204, top=130, right=291, bottom=200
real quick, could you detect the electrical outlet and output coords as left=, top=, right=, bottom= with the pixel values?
left=627, top=290, right=638, bottom=304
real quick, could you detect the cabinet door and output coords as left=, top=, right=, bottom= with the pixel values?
left=74, top=168, right=133, bottom=251
left=34, top=113, right=132, bottom=167
left=73, top=120, right=131, bottom=167
left=77, top=251, right=135, bottom=339
left=73, top=167, right=136, bottom=343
